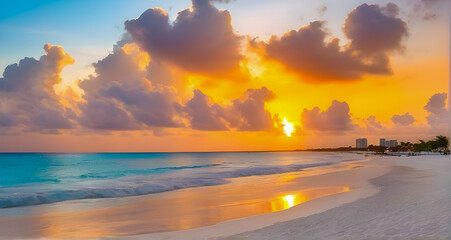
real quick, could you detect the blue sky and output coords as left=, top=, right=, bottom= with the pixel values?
left=0, top=0, right=449, bottom=152
left=0, top=0, right=367, bottom=72
left=0, top=0, right=192, bottom=69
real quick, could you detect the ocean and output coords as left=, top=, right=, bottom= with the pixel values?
left=0, top=152, right=366, bottom=238
left=0, top=152, right=362, bottom=209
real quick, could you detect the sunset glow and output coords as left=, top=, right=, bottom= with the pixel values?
left=283, top=118, right=295, bottom=137
left=0, top=0, right=449, bottom=152
left=1, top=1, right=450, bottom=239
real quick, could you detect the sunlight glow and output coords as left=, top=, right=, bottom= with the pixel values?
left=282, top=118, right=295, bottom=137
left=282, top=194, right=296, bottom=208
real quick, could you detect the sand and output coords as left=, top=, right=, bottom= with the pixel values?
left=123, top=155, right=451, bottom=240
left=2, top=155, right=450, bottom=239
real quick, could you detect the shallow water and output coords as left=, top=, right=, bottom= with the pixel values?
left=0, top=152, right=360, bottom=208
left=0, top=152, right=364, bottom=238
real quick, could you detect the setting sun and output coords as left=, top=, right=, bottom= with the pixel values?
left=283, top=118, right=295, bottom=137
left=0, top=0, right=450, bottom=239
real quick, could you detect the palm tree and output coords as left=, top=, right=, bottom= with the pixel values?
left=435, top=135, right=449, bottom=154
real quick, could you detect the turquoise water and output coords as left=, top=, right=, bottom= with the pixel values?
left=0, top=152, right=358, bottom=208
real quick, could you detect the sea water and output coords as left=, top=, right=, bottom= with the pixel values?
left=0, top=152, right=361, bottom=209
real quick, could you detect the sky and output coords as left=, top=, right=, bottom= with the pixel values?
left=0, top=0, right=450, bottom=152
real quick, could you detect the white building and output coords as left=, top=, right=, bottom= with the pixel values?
left=380, top=138, right=398, bottom=147
left=356, top=138, right=368, bottom=149
left=388, top=140, right=398, bottom=147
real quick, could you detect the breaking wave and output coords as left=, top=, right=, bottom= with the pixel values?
left=0, top=162, right=332, bottom=208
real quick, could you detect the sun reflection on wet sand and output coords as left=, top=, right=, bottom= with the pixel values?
left=270, top=187, right=352, bottom=212
left=0, top=158, right=363, bottom=240
left=0, top=185, right=353, bottom=239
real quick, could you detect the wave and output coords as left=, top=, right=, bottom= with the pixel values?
left=0, top=162, right=332, bottom=208
left=79, top=163, right=222, bottom=179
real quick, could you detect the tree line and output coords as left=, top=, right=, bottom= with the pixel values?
left=368, top=135, right=449, bottom=154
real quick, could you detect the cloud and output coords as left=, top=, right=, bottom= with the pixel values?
left=424, top=93, right=449, bottom=131
left=211, top=0, right=236, bottom=3
left=391, top=112, right=415, bottom=126
left=180, top=90, right=228, bottom=131
left=317, top=5, right=327, bottom=16
left=364, top=115, right=383, bottom=131
left=410, top=0, right=450, bottom=21
left=265, top=21, right=391, bottom=81
left=302, top=100, right=355, bottom=132
left=424, top=92, right=447, bottom=114
left=78, top=46, right=179, bottom=131
left=180, top=87, right=276, bottom=132
left=227, top=87, right=275, bottom=131
left=343, top=3, right=408, bottom=56
left=124, top=0, right=242, bottom=75
left=78, top=42, right=276, bottom=133
left=78, top=98, right=137, bottom=130
left=264, top=3, right=407, bottom=81
left=0, top=44, right=75, bottom=134
left=0, top=112, right=14, bottom=127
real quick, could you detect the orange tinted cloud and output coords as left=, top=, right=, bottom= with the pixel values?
left=263, top=3, right=407, bottom=82
left=179, top=87, right=278, bottom=132
left=125, top=0, right=242, bottom=75
left=0, top=44, right=75, bottom=134
left=301, top=100, right=355, bottom=132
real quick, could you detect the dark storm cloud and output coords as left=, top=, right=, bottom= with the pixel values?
left=124, top=0, right=242, bottom=75
left=302, top=100, right=355, bottom=132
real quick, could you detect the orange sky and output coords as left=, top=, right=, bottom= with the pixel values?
left=0, top=0, right=449, bottom=152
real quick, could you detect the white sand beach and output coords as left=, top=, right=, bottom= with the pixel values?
left=1, top=154, right=450, bottom=239
left=123, top=155, right=451, bottom=240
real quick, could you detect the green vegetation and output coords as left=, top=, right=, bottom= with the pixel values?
left=412, top=135, right=449, bottom=154
left=368, top=144, right=386, bottom=153
left=368, top=135, right=449, bottom=154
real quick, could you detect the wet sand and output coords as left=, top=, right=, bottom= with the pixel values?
left=0, top=156, right=377, bottom=239
left=222, top=155, right=451, bottom=239
left=124, top=156, right=389, bottom=240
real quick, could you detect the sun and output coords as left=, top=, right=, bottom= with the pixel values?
left=282, top=118, right=295, bottom=137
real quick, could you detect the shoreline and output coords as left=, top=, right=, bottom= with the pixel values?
left=119, top=157, right=390, bottom=240
left=3, top=154, right=448, bottom=239
left=122, top=155, right=451, bottom=240
left=223, top=155, right=451, bottom=239
left=0, top=153, right=378, bottom=239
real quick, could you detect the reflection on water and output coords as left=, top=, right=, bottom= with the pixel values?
left=0, top=185, right=353, bottom=239
left=271, top=187, right=352, bottom=212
